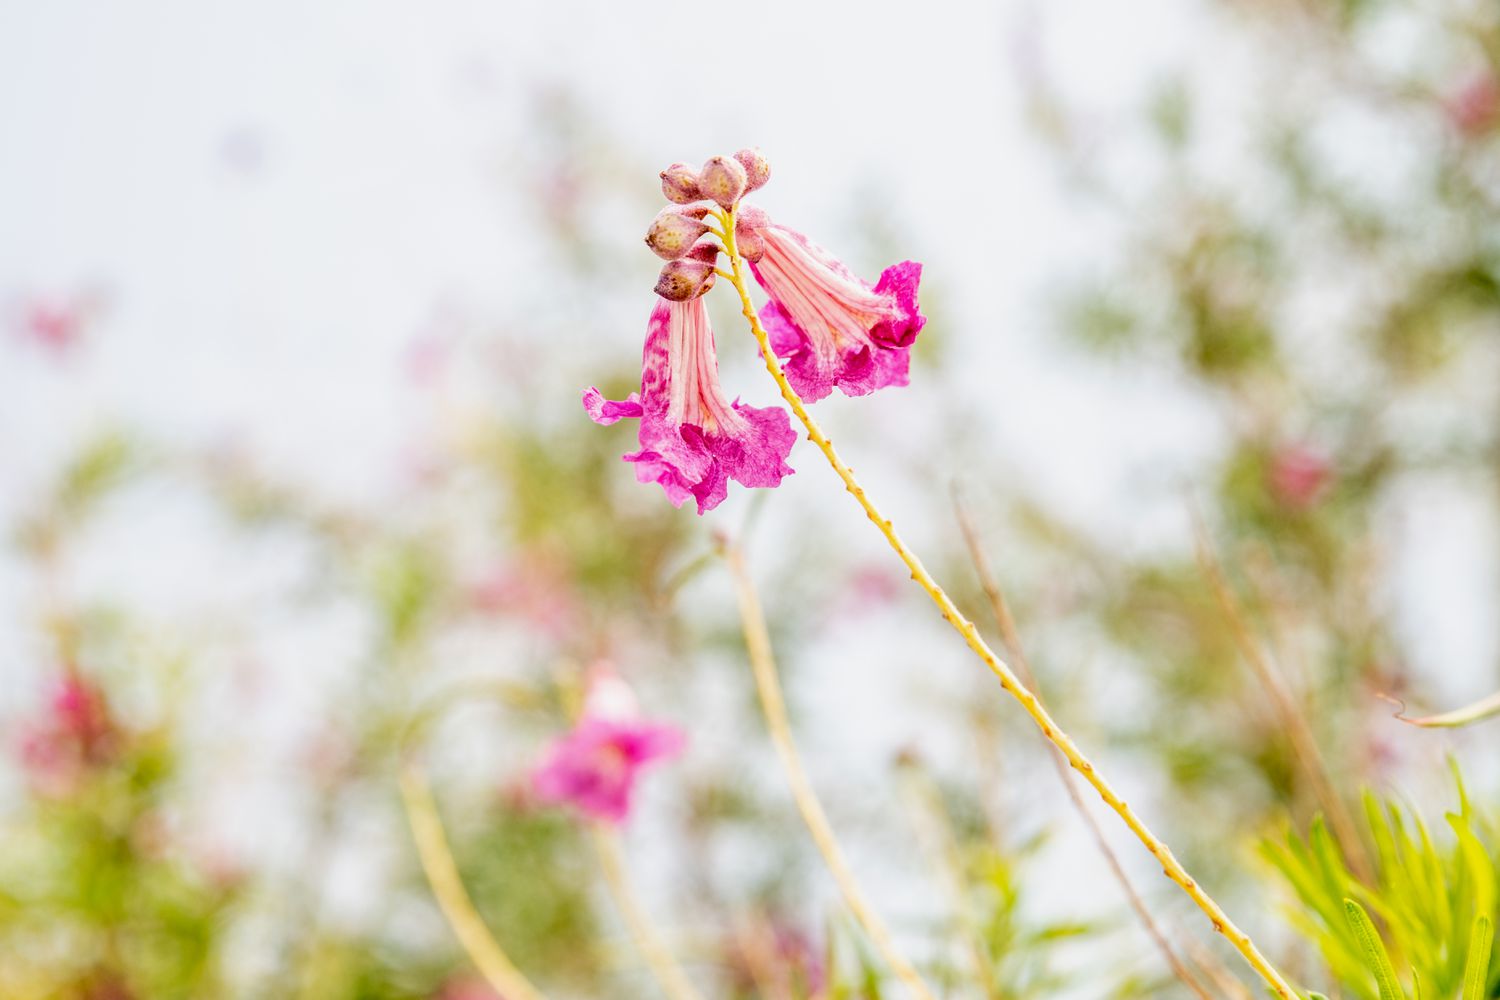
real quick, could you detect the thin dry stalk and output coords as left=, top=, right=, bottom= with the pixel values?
left=954, top=495, right=1221, bottom=1000
left=1189, top=514, right=1375, bottom=885
left=723, top=542, right=939, bottom=1000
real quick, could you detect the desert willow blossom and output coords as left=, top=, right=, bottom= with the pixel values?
left=585, top=149, right=1305, bottom=1000
left=532, top=668, right=702, bottom=1000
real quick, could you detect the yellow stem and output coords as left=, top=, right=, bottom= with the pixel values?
left=719, top=204, right=1299, bottom=1000
left=954, top=495, right=1221, bottom=1000
left=723, top=543, right=939, bottom=1000
left=397, top=762, right=548, bottom=1000
left=592, top=825, right=704, bottom=1000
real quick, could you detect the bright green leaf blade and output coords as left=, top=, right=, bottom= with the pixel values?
left=1462, top=915, right=1492, bottom=1000
left=1345, top=898, right=1406, bottom=1000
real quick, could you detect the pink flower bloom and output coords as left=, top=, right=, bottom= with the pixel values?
left=744, top=217, right=925, bottom=401
left=20, top=299, right=84, bottom=354
left=1445, top=72, right=1500, bottom=138
left=16, top=675, right=119, bottom=796
left=583, top=297, right=796, bottom=513
left=1268, top=445, right=1332, bottom=510
left=531, top=671, right=685, bottom=824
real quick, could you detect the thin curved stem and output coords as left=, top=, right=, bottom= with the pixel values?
left=722, top=542, right=939, bottom=1000
left=1393, top=688, right=1500, bottom=728
left=719, top=205, right=1299, bottom=1000
left=591, top=825, right=704, bottom=1000
left=954, top=494, right=1220, bottom=1000
left=397, top=762, right=548, bottom=1000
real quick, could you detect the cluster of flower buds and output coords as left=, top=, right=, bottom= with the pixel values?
left=589, top=144, right=926, bottom=513
left=645, top=149, right=771, bottom=300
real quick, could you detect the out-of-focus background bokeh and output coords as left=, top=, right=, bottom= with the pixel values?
left=5, top=1, right=1500, bottom=997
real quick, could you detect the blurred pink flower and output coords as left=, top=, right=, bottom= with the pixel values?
left=846, top=563, right=903, bottom=609
left=1444, top=72, right=1500, bottom=137
left=19, top=298, right=84, bottom=354
left=466, top=556, right=578, bottom=639
left=743, top=212, right=926, bottom=401
left=532, top=669, right=685, bottom=823
left=11, top=286, right=108, bottom=357
left=17, top=674, right=119, bottom=796
left=1268, top=445, right=1332, bottom=510
left=584, top=296, right=796, bottom=513
left=731, top=917, right=828, bottom=998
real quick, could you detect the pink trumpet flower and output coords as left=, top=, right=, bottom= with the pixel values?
left=583, top=296, right=795, bottom=513
left=743, top=215, right=926, bottom=401
left=531, top=670, right=686, bottom=824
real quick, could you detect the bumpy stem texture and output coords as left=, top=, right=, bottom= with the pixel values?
left=720, top=206, right=1297, bottom=1000
left=398, top=763, right=548, bottom=1000
left=955, top=496, right=1220, bottom=1000
left=724, top=544, right=939, bottom=1000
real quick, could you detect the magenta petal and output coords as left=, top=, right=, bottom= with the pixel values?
left=870, top=261, right=925, bottom=348
left=835, top=342, right=911, bottom=397
left=622, top=447, right=697, bottom=509
left=587, top=298, right=797, bottom=514
left=758, top=298, right=836, bottom=402
left=583, top=387, right=644, bottom=425
left=531, top=715, right=686, bottom=824
left=620, top=721, right=688, bottom=764
left=747, top=223, right=926, bottom=401
left=707, top=402, right=798, bottom=490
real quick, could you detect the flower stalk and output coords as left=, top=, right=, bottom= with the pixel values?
left=591, top=825, right=704, bottom=1000
left=954, top=494, right=1220, bottom=1000
left=719, top=204, right=1299, bottom=1000
left=397, top=761, right=548, bottom=1000
left=722, top=541, right=938, bottom=1000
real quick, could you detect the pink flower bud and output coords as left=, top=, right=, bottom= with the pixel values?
left=733, top=148, right=771, bottom=192
left=686, top=239, right=720, bottom=264
left=660, top=162, right=701, bottom=205
left=734, top=205, right=770, bottom=261
left=736, top=228, right=766, bottom=263
left=654, top=259, right=716, bottom=301
left=698, top=155, right=747, bottom=209
left=645, top=207, right=711, bottom=260
left=735, top=204, right=771, bottom=231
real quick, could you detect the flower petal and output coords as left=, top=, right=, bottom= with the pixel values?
left=583, top=387, right=644, bottom=425
left=587, top=298, right=795, bottom=513
left=746, top=220, right=926, bottom=401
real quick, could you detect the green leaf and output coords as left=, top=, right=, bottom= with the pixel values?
left=1462, top=915, right=1492, bottom=1000
left=1345, top=898, right=1405, bottom=1000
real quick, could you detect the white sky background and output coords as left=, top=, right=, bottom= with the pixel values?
left=2, top=0, right=1497, bottom=993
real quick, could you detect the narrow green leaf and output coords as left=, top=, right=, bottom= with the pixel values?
left=1450, top=814, right=1497, bottom=924
left=1346, top=898, right=1406, bottom=1000
left=1462, top=915, right=1492, bottom=1000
